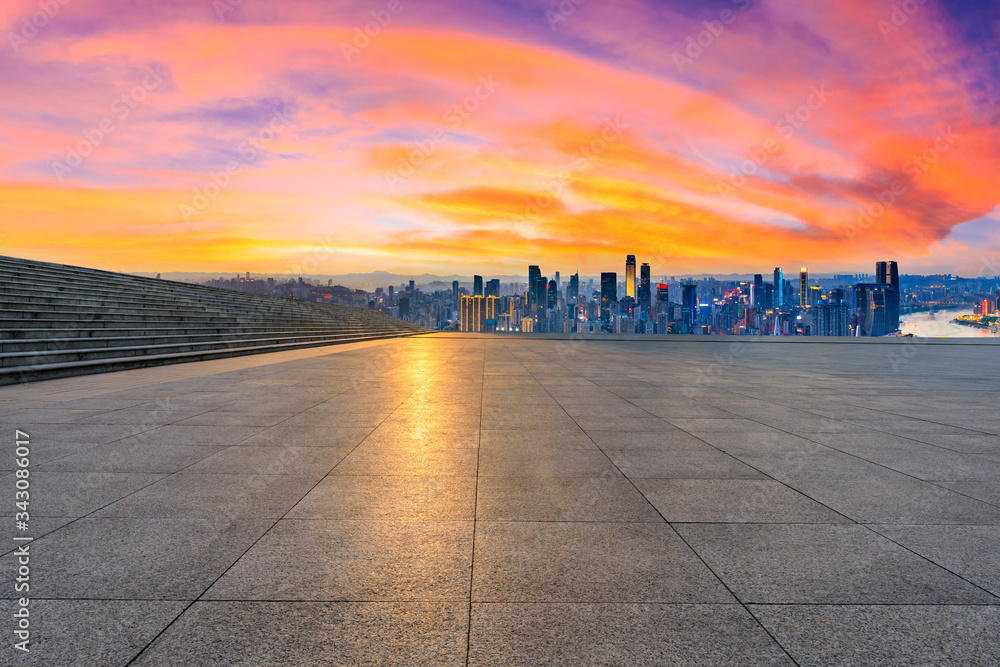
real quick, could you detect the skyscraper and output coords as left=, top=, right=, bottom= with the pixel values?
left=638, top=263, right=651, bottom=316
left=813, top=291, right=849, bottom=336
left=460, top=294, right=484, bottom=332
left=854, top=283, right=894, bottom=336
left=799, top=268, right=809, bottom=308
left=568, top=273, right=579, bottom=304
left=451, top=280, right=459, bottom=306
left=600, top=272, right=617, bottom=322
left=625, top=255, right=636, bottom=299
left=682, top=283, right=697, bottom=334
left=547, top=279, right=557, bottom=310
left=753, top=274, right=764, bottom=310
left=876, top=260, right=900, bottom=331
left=773, top=268, right=783, bottom=308
left=473, top=275, right=483, bottom=297
left=485, top=278, right=500, bottom=298
left=528, top=265, right=540, bottom=309
left=533, top=276, right=547, bottom=318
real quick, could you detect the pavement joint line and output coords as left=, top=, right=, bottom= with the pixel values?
left=534, top=344, right=807, bottom=666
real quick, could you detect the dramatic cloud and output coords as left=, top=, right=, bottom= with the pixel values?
left=0, top=0, right=997, bottom=275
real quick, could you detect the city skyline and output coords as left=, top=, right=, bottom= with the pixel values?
left=1, top=0, right=998, bottom=276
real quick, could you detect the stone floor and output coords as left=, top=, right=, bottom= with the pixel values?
left=2, top=334, right=1000, bottom=665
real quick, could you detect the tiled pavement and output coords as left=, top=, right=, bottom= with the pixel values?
left=2, top=334, right=1000, bottom=665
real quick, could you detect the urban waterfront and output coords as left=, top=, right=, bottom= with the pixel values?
left=901, top=307, right=1000, bottom=338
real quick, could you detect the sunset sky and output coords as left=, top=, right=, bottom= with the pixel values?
left=1, top=0, right=998, bottom=277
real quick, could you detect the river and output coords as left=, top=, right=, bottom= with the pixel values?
left=899, top=306, right=998, bottom=338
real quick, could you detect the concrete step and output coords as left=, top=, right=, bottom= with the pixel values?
left=0, top=328, right=400, bottom=352
left=0, top=325, right=378, bottom=340
left=0, top=330, right=408, bottom=367
left=0, top=330, right=426, bottom=385
left=0, top=254, right=426, bottom=384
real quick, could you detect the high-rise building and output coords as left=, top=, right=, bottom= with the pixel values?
left=656, top=283, right=670, bottom=316
left=484, top=295, right=499, bottom=331
left=555, top=271, right=560, bottom=288
left=533, top=276, right=548, bottom=318
left=638, top=263, right=651, bottom=316
left=813, top=292, right=850, bottom=336
left=485, top=278, right=500, bottom=298
left=799, top=268, right=809, bottom=308
left=451, top=280, right=459, bottom=305
left=600, top=272, right=617, bottom=322
left=773, top=267, right=784, bottom=308
left=625, top=255, right=636, bottom=299
left=875, top=261, right=900, bottom=331
left=853, top=283, right=894, bottom=336
left=473, top=275, right=483, bottom=297
left=408, top=280, right=415, bottom=294
left=568, top=273, right=579, bottom=304
left=547, top=279, right=557, bottom=310
left=528, top=265, right=541, bottom=309
left=398, top=296, right=410, bottom=320
left=681, top=283, right=697, bottom=334
left=460, top=294, right=484, bottom=332
left=753, top=274, right=764, bottom=310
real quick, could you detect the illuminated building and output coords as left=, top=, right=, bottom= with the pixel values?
left=799, top=268, right=809, bottom=308
left=773, top=267, right=784, bottom=308
left=460, top=294, right=484, bottom=332
left=638, top=263, right=651, bottom=317
left=625, top=255, right=636, bottom=299
left=600, top=273, right=617, bottom=322
left=875, top=261, right=900, bottom=331
left=681, top=283, right=697, bottom=334
left=813, top=299, right=850, bottom=336
left=568, top=273, right=579, bottom=304
left=528, top=265, right=540, bottom=310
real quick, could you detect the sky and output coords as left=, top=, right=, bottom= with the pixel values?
left=1, top=0, right=999, bottom=277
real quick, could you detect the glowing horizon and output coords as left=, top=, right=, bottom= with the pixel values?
left=2, top=0, right=998, bottom=277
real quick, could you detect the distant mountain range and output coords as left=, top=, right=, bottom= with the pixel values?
left=131, top=269, right=859, bottom=291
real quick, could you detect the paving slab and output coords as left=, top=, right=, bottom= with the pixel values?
left=3, top=335, right=1000, bottom=664
left=749, top=605, right=1000, bottom=667
left=469, top=603, right=793, bottom=666
left=132, top=601, right=469, bottom=666
left=472, top=522, right=733, bottom=603
left=204, top=519, right=474, bottom=601
left=0, top=600, right=186, bottom=667
left=675, top=523, right=997, bottom=604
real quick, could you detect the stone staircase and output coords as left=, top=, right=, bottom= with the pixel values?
left=0, top=255, right=428, bottom=385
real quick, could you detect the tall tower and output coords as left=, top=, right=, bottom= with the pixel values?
left=528, top=265, right=540, bottom=309
left=799, top=268, right=809, bottom=308
left=876, top=261, right=900, bottom=331
left=681, top=283, right=697, bottom=334
left=773, top=267, right=783, bottom=308
left=638, top=263, right=651, bottom=316
left=568, top=273, right=579, bottom=304
left=600, top=273, right=617, bottom=322
left=625, top=255, right=636, bottom=299
left=473, top=275, right=483, bottom=297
